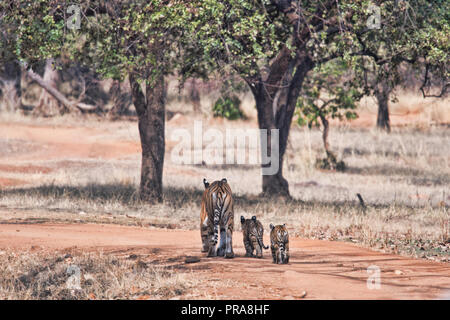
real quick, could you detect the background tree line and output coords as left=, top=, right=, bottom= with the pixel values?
left=0, top=0, right=448, bottom=203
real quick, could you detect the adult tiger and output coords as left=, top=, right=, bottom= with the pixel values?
left=269, top=223, right=289, bottom=264
left=200, top=178, right=235, bottom=258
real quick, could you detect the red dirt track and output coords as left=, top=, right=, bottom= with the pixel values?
left=0, top=223, right=448, bottom=300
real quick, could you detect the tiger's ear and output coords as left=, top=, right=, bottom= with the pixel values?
left=203, top=178, right=209, bottom=188
left=240, top=216, right=245, bottom=223
left=270, top=223, right=274, bottom=230
left=251, top=216, right=256, bottom=221
left=221, top=178, right=227, bottom=184
left=283, top=223, right=286, bottom=228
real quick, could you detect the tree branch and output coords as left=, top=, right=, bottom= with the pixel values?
left=26, top=67, right=96, bottom=112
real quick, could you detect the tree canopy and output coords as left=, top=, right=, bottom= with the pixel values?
left=1, top=0, right=448, bottom=199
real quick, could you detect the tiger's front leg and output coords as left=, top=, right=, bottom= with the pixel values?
left=217, top=227, right=226, bottom=257
left=224, top=225, right=234, bottom=259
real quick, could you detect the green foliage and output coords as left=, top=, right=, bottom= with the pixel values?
left=188, top=0, right=448, bottom=97
left=296, top=58, right=362, bottom=128
left=1, top=0, right=447, bottom=105
left=212, top=76, right=247, bottom=120
left=1, top=1, right=195, bottom=84
left=0, top=1, right=65, bottom=65
left=219, top=77, right=249, bottom=96
left=183, top=0, right=289, bottom=79
left=212, top=95, right=244, bottom=120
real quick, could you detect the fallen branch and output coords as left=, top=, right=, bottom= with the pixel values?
left=25, top=66, right=97, bottom=113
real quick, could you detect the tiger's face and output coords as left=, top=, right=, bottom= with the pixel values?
left=269, top=223, right=289, bottom=264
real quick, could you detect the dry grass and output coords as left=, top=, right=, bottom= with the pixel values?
left=0, top=250, right=198, bottom=300
left=0, top=91, right=449, bottom=266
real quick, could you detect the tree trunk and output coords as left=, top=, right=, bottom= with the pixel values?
left=320, top=114, right=330, bottom=155
left=319, top=114, right=337, bottom=169
left=0, top=79, right=20, bottom=111
left=254, top=90, right=290, bottom=197
left=248, top=54, right=313, bottom=198
left=188, top=78, right=201, bottom=113
left=129, top=72, right=166, bottom=203
left=375, top=80, right=392, bottom=133
left=0, top=61, right=21, bottom=111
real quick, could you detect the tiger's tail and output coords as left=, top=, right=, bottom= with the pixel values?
left=257, top=236, right=269, bottom=250
left=212, top=192, right=222, bottom=245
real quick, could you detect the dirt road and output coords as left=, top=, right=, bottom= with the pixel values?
left=1, top=223, right=449, bottom=299
left=1, top=121, right=449, bottom=299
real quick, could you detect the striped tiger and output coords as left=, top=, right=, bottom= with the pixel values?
left=200, top=178, right=235, bottom=258
left=240, top=216, right=269, bottom=258
left=269, top=223, right=289, bottom=264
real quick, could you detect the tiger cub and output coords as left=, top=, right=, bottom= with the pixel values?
left=240, top=216, right=269, bottom=258
left=200, top=178, right=235, bottom=258
left=269, top=224, right=289, bottom=264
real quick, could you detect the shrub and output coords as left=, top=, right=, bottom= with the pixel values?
left=212, top=95, right=244, bottom=120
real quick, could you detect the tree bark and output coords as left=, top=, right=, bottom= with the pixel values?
left=254, top=87, right=290, bottom=197
left=0, top=60, right=21, bottom=111
left=320, top=114, right=330, bottom=155
left=375, top=79, right=392, bottom=133
left=129, top=72, right=166, bottom=203
left=188, top=78, right=201, bottom=113
left=319, top=114, right=337, bottom=169
left=247, top=53, right=313, bottom=197
left=0, top=79, right=20, bottom=111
